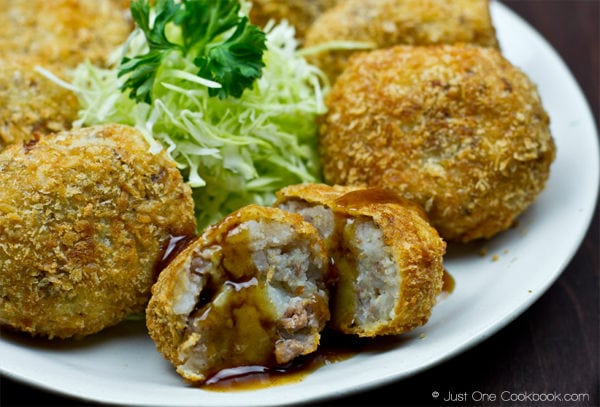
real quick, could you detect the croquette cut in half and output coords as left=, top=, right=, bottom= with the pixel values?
left=0, top=124, right=196, bottom=339
left=276, top=183, right=446, bottom=337
left=304, top=0, right=499, bottom=83
left=319, top=44, right=556, bottom=242
left=146, top=205, right=331, bottom=384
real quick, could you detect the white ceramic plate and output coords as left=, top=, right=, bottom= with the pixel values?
left=1, top=2, right=598, bottom=406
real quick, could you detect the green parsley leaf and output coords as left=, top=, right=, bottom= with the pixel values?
left=118, top=0, right=181, bottom=104
left=118, top=0, right=266, bottom=103
left=196, top=17, right=267, bottom=99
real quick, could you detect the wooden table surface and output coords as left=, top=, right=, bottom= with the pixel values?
left=1, top=1, right=598, bottom=406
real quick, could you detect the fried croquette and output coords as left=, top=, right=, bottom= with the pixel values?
left=0, top=124, right=196, bottom=339
left=319, top=45, right=556, bottom=242
left=0, top=0, right=133, bottom=149
left=276, top=183, right=446, bottom=337
left=0, top=0, right=132, bottom=68
left=249, top=0, right=340, bottom=40
left=146, top=205, right=330, bottom=384
left=0, top=55, right=80, bottom=150
left=304, top=0, right=499, bottom=83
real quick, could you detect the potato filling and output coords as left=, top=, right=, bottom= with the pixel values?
left=176, top=217, right=328, bottom=381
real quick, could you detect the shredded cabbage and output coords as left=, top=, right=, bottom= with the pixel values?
left=67, top=20, right=328, bottom=230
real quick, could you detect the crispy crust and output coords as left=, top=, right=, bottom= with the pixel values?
left=276, top=183, right=361, bottom=208
left=145, top=237, right=198, bottom=368
left=0, top=124, right=196, bottom=338
left=0, top=55, right=80, bottom=150
left=276, top=183, right=446, bottom=336
left=304, top=0, right=499, bottom=83
left=319, top=45, right=556, bottom=242
left=0, top=0, right=132, bottom=67
left=0, top=0, right=133, bottom=150
left=249, top=0, right=340, bottom=40
left=146, top=205, right=330, bottom=383
left=334, top=194, right=445, bottom=336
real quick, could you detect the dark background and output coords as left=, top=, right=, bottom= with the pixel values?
left=1, top=1, right=598, bottom=406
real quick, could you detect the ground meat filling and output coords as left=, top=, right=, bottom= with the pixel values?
left=176, top=218, right=328, bottom=381
left=277, top=200, right=335, bottom=244
left=278, top=199, right=400, bottom=331
left=342, top=217, right=399, bottom=327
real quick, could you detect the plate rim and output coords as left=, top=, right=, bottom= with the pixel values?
left=1, top=1, right=599, bottom=406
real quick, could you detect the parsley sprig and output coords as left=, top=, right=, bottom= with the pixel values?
left=119, top=0, right=267, bottom=103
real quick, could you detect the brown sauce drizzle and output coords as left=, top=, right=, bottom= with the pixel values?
left=202, top=360, right=320, bottom=391
left=201, top=272, right=456, bottom=392
left=332, top=187, right=428, bottom=219
left=153, top=234, right=196, bottom=281
left=202, top=330, right=364, bottom=392
left=438, top=269, right=456, bottom=302
left=442, top=270, right=455, bottom=294
left=162, top=201, right=455, bottom=392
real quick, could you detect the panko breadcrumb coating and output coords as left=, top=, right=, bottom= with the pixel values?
left=0, top=55, right=80, bottom=150
left=249, top=0, right=340, bottom=40
left=0, top=124, right=196, bottom=339
left=304, top=0, right=499, bottom=83
left=276, top=184, right=446, bottom=336
left=0, top=0, right=132, bottom=67
left=147, top=205, right=330, bottom=384
left=0, top=0, right=133, bottom=150
left=320, top=45, right=556, bottom=242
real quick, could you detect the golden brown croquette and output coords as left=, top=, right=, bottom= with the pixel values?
left=0, top=0, right=132, bottom=68
left=0, top=55, right=80, bottom=150
left=0, top=0, right=134, bottom=150
left=0, top=124, right=196, bottom=338
left=276, top=184, right=446, bottom=336
left=319, top=45, right=555, bottom=242
left=249, top=0, right=341, bottom=40
left=146, top=205, right=330, bottom=384
left=304, top=0, right=499, bottom=83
